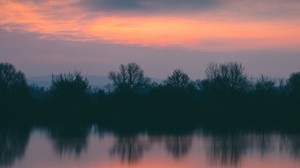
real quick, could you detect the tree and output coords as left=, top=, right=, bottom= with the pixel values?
left=0, top=63, right=28, bottom=101
left=253, top=75, right=276, bottom=111
left=287, top=72, right=300, bottom=95
left=287, top=72, right=300, bottom=107
left=254, top=75, right=275, bottom=96
left=108, top=63, right=151, bottom=93
left=205, top=62, right=249, bottom=94
left=50, top=72, right=90, bottom=105
left=163, top=69, right=192, bottom=90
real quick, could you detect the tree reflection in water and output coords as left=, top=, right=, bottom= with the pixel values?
left=2, top=126, right=300, bottom=167
left=206, top=133, right=249, bottom=165
left=281, top=134, right=300, bottom=158
left=0, top=126, right=31, bottom=167
left=165, top=135, right=192, bottom=159
left=253, top=133, right=273, bottom=157
left=205, top=132, right=289, bottom=166
left=110, top=135, right=152, bottom=164
left=45, top=124, right=91, bottom=157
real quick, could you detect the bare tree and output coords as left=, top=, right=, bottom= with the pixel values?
left=255, top=75, right=275, bottom=95
left=108, top=63, right=151, bottom=93
left=164, top=69, right=192, bottom=90
left=205, top=62, right=249, bottom=93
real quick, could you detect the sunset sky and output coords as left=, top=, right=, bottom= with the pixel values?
left=1, top=0, right=300, bottom=79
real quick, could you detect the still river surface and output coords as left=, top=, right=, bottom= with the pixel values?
left=1, top=125, right=300, bottom=168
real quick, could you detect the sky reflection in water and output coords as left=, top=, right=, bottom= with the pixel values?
left=1, top=126, right=300, bottom=168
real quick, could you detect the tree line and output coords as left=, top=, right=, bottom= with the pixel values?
left=0, top=62, right=300, bottom=127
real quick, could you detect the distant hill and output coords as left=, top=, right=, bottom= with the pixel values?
left=27, top=75, right=162, bottom=88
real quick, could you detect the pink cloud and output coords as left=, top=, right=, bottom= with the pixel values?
left=1, top=0, right=300, bottom=51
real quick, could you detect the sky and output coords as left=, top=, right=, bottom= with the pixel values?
left=0, top=0, right=300, bottom=79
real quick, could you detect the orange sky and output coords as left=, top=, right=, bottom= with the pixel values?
left=1, top=0, right=300, bottom=51
left=1, top=0, right=300, bottom=79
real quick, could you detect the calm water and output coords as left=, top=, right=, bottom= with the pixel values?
left=1, top=125, right=300, bottom=168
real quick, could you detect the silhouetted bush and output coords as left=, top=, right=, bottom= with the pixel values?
left=48, top=72, right=90, bottom=113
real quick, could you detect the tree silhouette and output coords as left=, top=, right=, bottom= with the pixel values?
left=255, top=75, right=275, bottom=96
left=108, top=63, right=151, bottom=93
left=250, top=75, right=278, bottom=118
left=286, top=72, right=300, bottom=113
left=164, top=69, right=192, bottom=91
left=287, top=72, right=300, bottom=96
left=205, top=62, right=249, bottom=94
left=1, top=61, right=300, bottom=127
left=0, top=63, right=28, bottom=99
left=0, top=63, right=28, bottom=114
left=49, top=71, right=90, bottom=109
left=200, top=62, right=250, bottom=115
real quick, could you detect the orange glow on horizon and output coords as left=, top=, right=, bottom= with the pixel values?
left=1, top=0, right=300, bottom=51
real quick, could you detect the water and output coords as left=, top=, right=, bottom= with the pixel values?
left=1, top=125, right=300, bottom=168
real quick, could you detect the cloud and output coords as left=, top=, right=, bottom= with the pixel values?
left=79, top=0, right=219, bottom=14
left=79, top=0, right=300, bottom=20
left=0, top=0, right=300, bottom=51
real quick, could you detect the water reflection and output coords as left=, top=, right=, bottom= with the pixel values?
left=281, top=134, right=300, bottom=158
left=2, top=126, right=300, bottom=168
left=206, top=133, right=250, bottom=165
left=165, top=135, right=192, bottom=159
left=44, top=124, right=91, bottom=157
left=110, top=135, right=151, bottom=163
left=0, top=126, right=30, bottom=167
left=255, top=133, right=277, bottom=158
